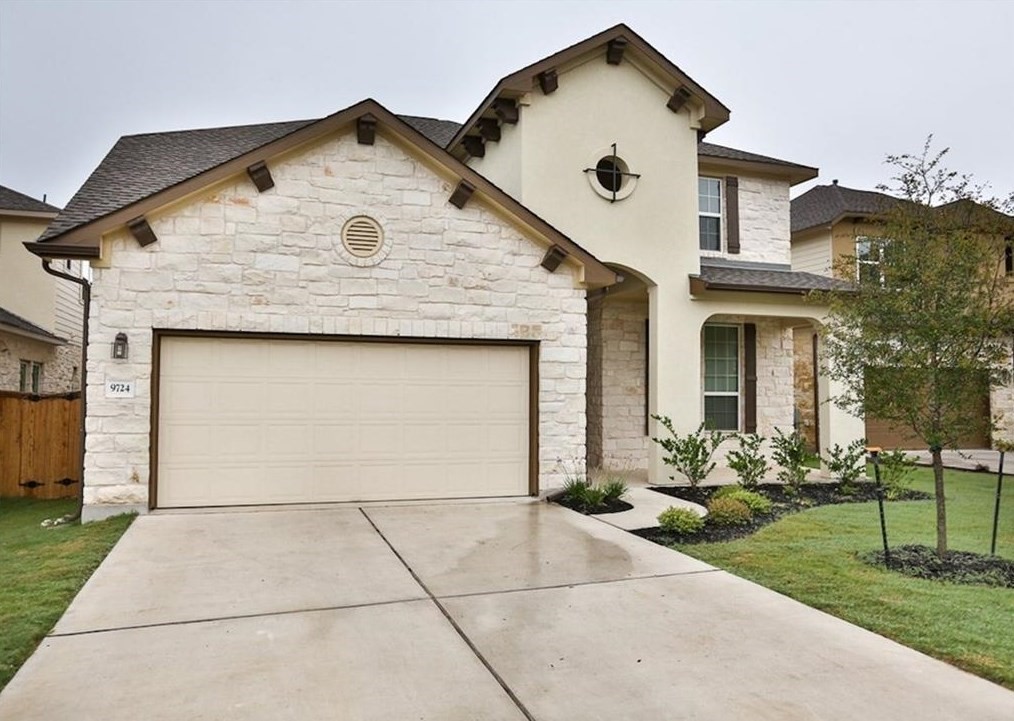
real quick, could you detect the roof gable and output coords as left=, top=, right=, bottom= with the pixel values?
left=27, top=99, right=617, bottom=287
left=447, top=24, right=730, bottom=157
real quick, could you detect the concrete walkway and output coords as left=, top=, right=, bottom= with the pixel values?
left=591, top=485, right=706, bottom=530
left=1, top=501, right=1012, bottom=720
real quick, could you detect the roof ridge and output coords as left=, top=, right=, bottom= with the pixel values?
left=121, top=118, right=318, bottom=139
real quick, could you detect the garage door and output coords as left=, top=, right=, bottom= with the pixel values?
left=155, top=335, right=531, bottom=508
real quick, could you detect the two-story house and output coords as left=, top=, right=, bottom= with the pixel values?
left=25, top=24, right=863, bottom=520
left=0, top=184, right=84, bottom=394
left=791, top=181, right=1006, bottom=450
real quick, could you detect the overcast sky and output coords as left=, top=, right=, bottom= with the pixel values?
left=1, top=0, right=1012, bottom=209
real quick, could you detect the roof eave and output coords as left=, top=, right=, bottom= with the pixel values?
left=0, top=209, right=60, bottom=221
left=24, top=240, right=102, bottom=260
left=0, top=322, right=66, bottom=346
left=699, top=156, right=818, bottom=186
left=689, top=276, right=811, bottom=296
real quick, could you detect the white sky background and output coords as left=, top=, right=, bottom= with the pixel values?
left=1, top=0, right=1012, bottom=208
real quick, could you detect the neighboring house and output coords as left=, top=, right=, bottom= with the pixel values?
left=790, top=181, right=1009, bottom=450
left=0, top=185, right=84, bottom=394
left=26, top=24, right=862, bottom=520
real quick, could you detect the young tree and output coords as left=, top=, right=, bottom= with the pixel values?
left=816, top=137, right=1014, bottom=557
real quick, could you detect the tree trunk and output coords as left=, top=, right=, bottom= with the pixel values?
left=931, top=447, right=947, bottom=557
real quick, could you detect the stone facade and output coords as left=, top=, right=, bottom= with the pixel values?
left=594, top=297, right=649, bottom=469
left=699, top=174, right=792, bottom=266
left=792, top=327, right=818, bottom=452
left=0, top=333, right=80, bottom=394
left=83, top=132, right=588, bottom=515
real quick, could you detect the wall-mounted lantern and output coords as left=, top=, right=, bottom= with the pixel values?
left=112, top=333, right=129, bottom=360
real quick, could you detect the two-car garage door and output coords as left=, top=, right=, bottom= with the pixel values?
left=155, top=335, right=532, bottom=508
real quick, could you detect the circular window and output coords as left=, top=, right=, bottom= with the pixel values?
left=595, top=157, right=625, bottom=193
left=341, top=216, right=384, bottom=258
left=586, top=148, right=638, bottom=201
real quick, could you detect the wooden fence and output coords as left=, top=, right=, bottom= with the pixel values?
left=0, top=391, right=81, bottom=499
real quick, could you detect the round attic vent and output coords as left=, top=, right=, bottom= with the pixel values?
left=341, top=216, right=384, bottom=258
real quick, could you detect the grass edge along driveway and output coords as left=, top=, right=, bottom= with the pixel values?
left=0, top=498, right=134, bottom=691
left=673, top=467, right=1014, bottom=690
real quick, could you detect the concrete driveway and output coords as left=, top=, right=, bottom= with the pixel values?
left=1, top=501, right=1012, bottom=720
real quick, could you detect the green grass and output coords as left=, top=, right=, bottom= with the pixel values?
left=0, top=498, right=133, bottom=691
left=674, top=466, right=1014, bottom=689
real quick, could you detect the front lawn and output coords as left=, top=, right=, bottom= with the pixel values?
left=670, top=467, right=1014, bottom=689
left=0, top=498, right=133, bottom=691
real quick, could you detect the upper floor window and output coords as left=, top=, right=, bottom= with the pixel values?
left=856, top=236, right=889, bottom=285
left=699, top=177, right=722, bottom=251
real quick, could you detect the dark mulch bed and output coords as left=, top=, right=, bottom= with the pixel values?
left=554, top=497, right=634, bottom=515
left=634, top=481, right=931, bottom=546
left=861, top=545, right=1014, bottom=588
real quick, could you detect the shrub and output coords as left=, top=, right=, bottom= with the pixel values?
left=600, top=477, right=629, bottom=504
left=879, top=449, right=916, bottom=500
left=714, top=486, right=773, bottom=515
left=824, top=438, right=867, bottom=493
left=651, top=416, right=723, bottom=487
left=706, top=496, right=752, bottom=526
left=771, top=428, right=809, bottom=495
left=725, top=434, right=770, bottom=489
left=657, top=506, right=705, bottom=534
left=560, top=471, right=627, bottom=512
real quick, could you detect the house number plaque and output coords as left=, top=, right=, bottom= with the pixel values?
left=105, top=381, right=135, bottom=398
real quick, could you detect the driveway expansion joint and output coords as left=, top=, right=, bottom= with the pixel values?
left=46, top=596, right=429, bottom=638
left=433, top=567, right=723, bottom=601
left=359, top=507, right=538, bottom=721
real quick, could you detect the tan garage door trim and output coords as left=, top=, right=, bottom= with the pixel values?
left=149, top=329, right=540, bottom=509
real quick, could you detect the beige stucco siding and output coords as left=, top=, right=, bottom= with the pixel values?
left=0, top=216, right=56, bottom=329
left=83, top=131, right=588, bottom=515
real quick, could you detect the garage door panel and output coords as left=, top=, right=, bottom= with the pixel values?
left=157, top=337, right=531, bottom=507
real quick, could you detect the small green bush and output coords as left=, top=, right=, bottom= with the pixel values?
left=657, top=506, right=705, bottom=534
left=879, top=449, right=915, bottom=500
left=824, top=438, right=867, bottom=493
left=706, top=496, right=752, bottom=526
left=714, top=487, right=773, bottom=515
left=725, top=434, right=770, bottom=489
left=771, top=428, right=809, bottom=494
left=651, top=416, right=723, bottom=487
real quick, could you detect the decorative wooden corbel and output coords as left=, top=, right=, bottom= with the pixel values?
left=667, top=86, right=692, bottom=114
left=478, top=118, right=501, bottom=142
left=448, top=180, right=475, bottom=209
left=246, top=161, right=274, bottom=192
left=540, top=245, right=568, bottom=273
left=356, top=114, right=377, bottom=145
left=606, top=38, right=627, bottom=65
left=492, top=98, right=519, bottom=124
left=538, top=69, right=558, bottom=94
left=462, top=135, right=486, bottom=158
left=127, top=217, right=157, bottom=247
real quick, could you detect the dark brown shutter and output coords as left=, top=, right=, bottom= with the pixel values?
left=725, top=176, right=740, bottom=254
left=743, top=323, right=757, bottom=433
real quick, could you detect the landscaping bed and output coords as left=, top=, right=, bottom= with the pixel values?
left=555, top=496, right=633, bottom=514
left=636, top=481, right=930, bottom=545
left=863, top=544, right=1014, bottom=588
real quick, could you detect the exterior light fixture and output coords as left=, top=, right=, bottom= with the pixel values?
left=112, top=333, right=129, bottom=360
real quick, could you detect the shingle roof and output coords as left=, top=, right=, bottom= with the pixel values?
left=38, top=115, right=463, bottom=243
left=398, top=115, right=462, bottom=148
left=36, top=108, right=815, bottom=245
left=0, top=185, right=60, bottom=215
left=695, top=261, right=848, bottom=294
left=0, top=307, right=64, bottom=343
left=698, top=142, right=812, bottom=170
left=791, top=183, right=895, bottom=234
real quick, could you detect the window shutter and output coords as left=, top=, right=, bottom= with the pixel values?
left=726, top=176, right=740, bottom=254
left=744, top=322, right=757, bottom=433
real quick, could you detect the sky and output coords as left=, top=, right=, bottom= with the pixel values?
left=1, top=0, right=1012, bottom=209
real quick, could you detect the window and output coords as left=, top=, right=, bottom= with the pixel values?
left=699, top=177, right=722, bottom=250
left=703, top=325, right=739, bottom=431
left=856, top=236, right=889, bottom=284
left=595, top=157, right=624, bottom=193
left=19, top=361, right=43, bottom=394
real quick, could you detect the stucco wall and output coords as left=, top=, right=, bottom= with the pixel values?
left=0, top=216, right=57, bottom=329
left=84, top=131, right=588, bottom=514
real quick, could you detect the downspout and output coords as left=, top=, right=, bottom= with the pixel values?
left=41, top=260, right=89, bottom=521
